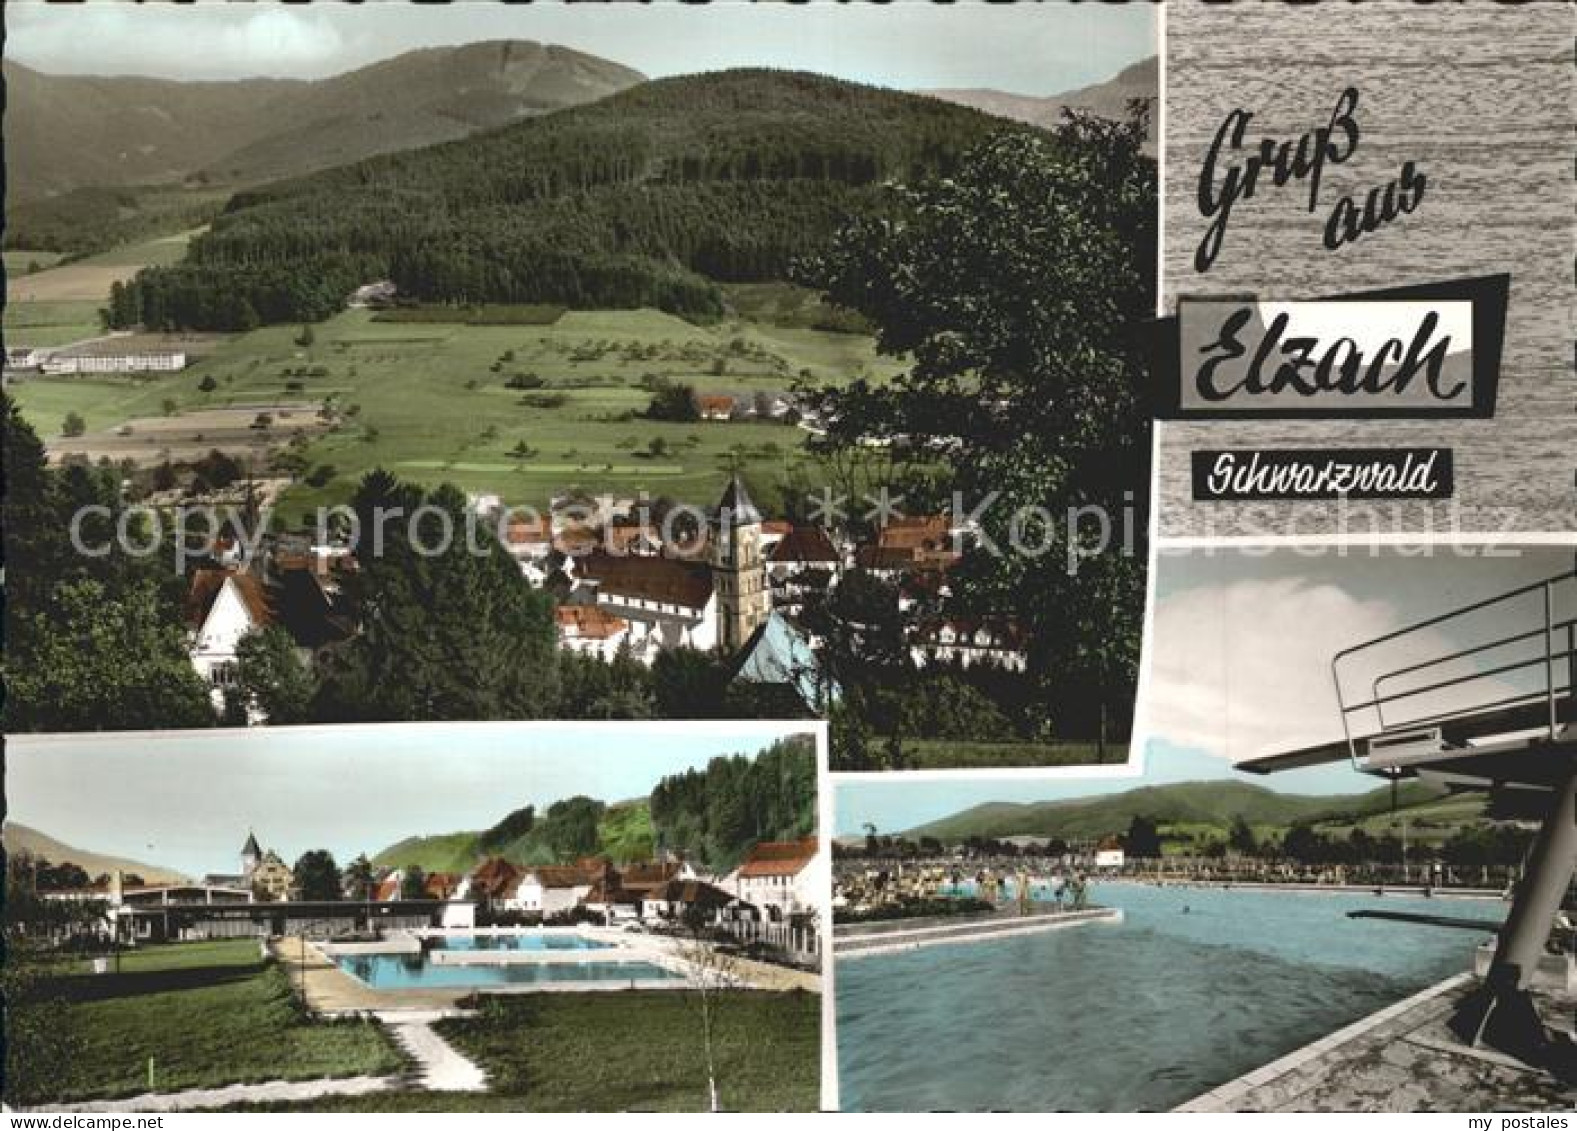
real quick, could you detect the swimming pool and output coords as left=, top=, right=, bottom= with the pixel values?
left=427, top=932, right=612, bottom=952
left=835, top=883, right=1505, bottom=1112
left=335, top=952, right=681, bottom=990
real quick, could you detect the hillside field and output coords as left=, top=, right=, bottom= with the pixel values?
left=9, top=295, right=900, bottom=516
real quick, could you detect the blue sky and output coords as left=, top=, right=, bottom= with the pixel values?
left=8, top=1, right=1156, bottom=95
left=6, top=723, right=817, bottom=878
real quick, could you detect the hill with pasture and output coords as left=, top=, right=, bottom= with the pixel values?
left=904, top=778, right=1467, bottom=842
left=2, top=822, right=188, bottom=884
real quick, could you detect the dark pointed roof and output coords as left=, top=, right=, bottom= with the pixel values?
left=715, top=474, right=763, bottom=528
left=242, top=832, right=261, bottom=857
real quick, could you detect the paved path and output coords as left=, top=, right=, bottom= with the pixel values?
left=24, top=1075, right=397, bottom=1113
left=378, top=1012, right=488, bottom=1092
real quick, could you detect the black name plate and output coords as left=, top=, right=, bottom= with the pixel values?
left=1191, top=448, right=1455, bottom=501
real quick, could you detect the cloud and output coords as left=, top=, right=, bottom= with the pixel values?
left=1143, top=575, right=1420, bottom=765
left=9, top=7, right=347, bottom=80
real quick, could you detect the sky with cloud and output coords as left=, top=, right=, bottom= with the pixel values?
left=6, top=1, right=1155, bottom=94
left=1143, top=544, right=1575, bottom=766
left=6, top=722, right=816, bottom=878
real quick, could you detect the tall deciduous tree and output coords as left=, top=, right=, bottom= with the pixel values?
left=235, top=624, right=315, bottom=724
left=312, top=471, right=559, bottom=720
left=292, top=850, right=343, bottom=902
left=4, top=395, right=214, bottom=730
left=795, top=109, right=1156, bottom=753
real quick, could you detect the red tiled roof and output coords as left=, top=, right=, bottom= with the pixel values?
left=503, top=516, right=553, bottom=547
left=524, top=865, right=595, bottom=889
left=619, top=862, right=681, bottom=891
left=584, top=878, right=638, bottom=906
left=878, top=515, right=954, bottom=550
left=697, top=395, right=735, bottom=415
left=469, top=857, right=524, bottom=900
left=423, top=872, right=461, bottom=899
left=738, top=836, right=818, bottom=878
left=770, top=525, right=839, bottom=565
left=652, top=878, right=733, bottom=908
left=556, top=605, right=629, bottom=640
left=578, top=551, right=713, bottom=610
left=373, top=876, right=402, bottom=902
left=185, top=568, right=273, bottom=630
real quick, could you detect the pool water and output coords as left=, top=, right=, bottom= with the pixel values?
left=336, top=953, right=679, bottom=989
left=836, top=884, right=1505, bottom=1112
left=428, top=933, right=611, bottom=952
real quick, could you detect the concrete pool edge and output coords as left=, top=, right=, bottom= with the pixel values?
left=833, top=907, right=1122, bottom=959
left=1172, top=972, right=1475, bottom=1112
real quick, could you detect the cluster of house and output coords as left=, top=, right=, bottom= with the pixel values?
left=5, top=343, right=187, bottom=375
left=178, top=475, right=1030, bottom=723
left=50, top=830, right=821, bottom=944
left=393, top=835, right=821, bottom=926
left=694, top=391, right=795, bottom=423
left=482, top=475, right=1031, bottom=676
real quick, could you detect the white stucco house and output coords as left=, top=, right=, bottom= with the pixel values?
left=554, top=605, right=631, bottom=661
left=1094, top=837, right=1126, bottom=870
left=185, top=568, right=273, bottom=713
left=731, top=836, right=820, bottom=922
left=512, top=866, right=596, bottom=917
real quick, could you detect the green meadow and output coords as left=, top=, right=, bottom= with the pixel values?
left=18, top=940, right=401, bottom=1105
left=9, top=297, right=902, bottom=516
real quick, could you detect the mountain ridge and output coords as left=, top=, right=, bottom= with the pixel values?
left=3, top=41, right=645, bottom=204
left=903, top=778, right=1457, bottom=842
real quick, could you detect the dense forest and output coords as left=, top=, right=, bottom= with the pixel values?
left=648, top=734, right=817, bottom=868
left=108, top=70, right=1037, bottom=329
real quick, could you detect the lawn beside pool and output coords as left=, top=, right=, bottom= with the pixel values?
left=220, top=989, right=822, bottom=1112
left=18, top=939, right=403, bottom=1105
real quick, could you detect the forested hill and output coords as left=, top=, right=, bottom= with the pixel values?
left=375, top=734, right=817, bottom=874
left=112, top=70, right=1040, bottom=330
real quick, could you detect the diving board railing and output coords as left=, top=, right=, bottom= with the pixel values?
left=1332, top=567, right=1577, bottom=772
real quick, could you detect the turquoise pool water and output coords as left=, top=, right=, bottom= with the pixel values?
left=428, top=933, right=611, bottom=952
left=336, top=953, right=679, bottom=989
left=836, top=883, right=1505, bottom=1112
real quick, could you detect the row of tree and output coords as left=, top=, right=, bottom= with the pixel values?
left=649, top=735, right=817, bottom=869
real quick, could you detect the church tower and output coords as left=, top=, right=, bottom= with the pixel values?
left=709, top=475, right=770, bottom=653
left=241, top=831, right=262, bottom=880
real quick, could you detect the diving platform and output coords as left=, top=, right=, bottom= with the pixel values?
left=1237, top=564, right=1577, bottom=1081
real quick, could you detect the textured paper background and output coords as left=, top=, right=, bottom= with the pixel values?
left=1159, top=0, right=1574, bottom=538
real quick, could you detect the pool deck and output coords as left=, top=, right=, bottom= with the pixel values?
left=834, top=906, right=1121, bottom=958
left=279, top=931, right=818, bottom=1015
left=1175, top=974, right=1577, bottom=1113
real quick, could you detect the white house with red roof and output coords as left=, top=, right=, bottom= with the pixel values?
left=185, top=567, right=274, bottom=713
left=730, top=835, right=820, bottom=922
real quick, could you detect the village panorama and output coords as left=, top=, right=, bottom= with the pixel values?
left=3, top=17, right=1157, bottom=772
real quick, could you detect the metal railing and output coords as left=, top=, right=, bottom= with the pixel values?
left=1332, top=567, right=1576, bottom=770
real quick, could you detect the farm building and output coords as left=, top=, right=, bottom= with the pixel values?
left=42, top=349, right=187, bottom=375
